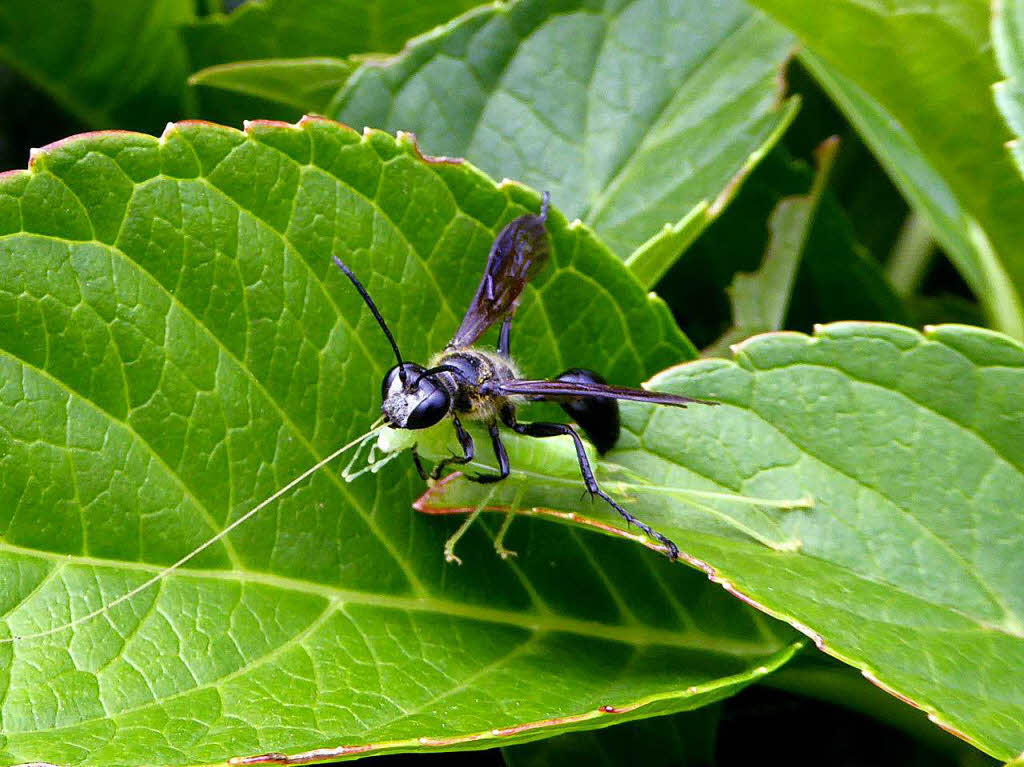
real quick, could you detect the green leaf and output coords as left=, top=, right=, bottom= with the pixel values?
left=660, top=146, right=909, bottom=351
left=189, top=57, right=357, bottom=114
left=504, top=705, right=720, bottom=767
left=705, top=137, right=839, bottom=355
left=330, top=0, right=798, bottom=268
left=798, top=54, right=1023, bottom=342
left=424, top=322, right=1024, bottom=760
left=994, top=0, right=1024, bottom=176
left=0, top=0, right=195, bottom=131
left=182, top=0, right=486, bottom=126
left=0, top=120, right=798, bottom=766
left=184, top=0, right=486, bottom=66
left=747, top=0, right=1024, bottom=339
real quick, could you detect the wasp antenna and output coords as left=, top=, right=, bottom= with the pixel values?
left=539, top=191, right=550, bottom=222
left=332, top=255, right=406, bottom=381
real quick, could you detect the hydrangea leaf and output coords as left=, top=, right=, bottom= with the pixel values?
left=0, top=119, right=797, bottom=766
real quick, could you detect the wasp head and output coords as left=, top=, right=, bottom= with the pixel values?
left=380, top=362, right=451, bottom=430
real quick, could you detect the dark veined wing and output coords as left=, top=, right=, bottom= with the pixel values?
left=449, top=193, right=551, bottom=348
left=488, top=378, right=718, bottom=407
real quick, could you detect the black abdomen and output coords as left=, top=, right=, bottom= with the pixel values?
left=556, top=368, right=621, bottom=454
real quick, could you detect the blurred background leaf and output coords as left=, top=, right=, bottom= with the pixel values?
left=183, top=0, right=484, bottom=123
left=0, top=0, right=195, bottom=131
left=748, top=0, right=1024, bottom=338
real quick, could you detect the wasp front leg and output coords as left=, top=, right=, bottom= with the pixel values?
left=464, top=421, right=509, bottom=484
left=430, top=415, right=475, bottom=480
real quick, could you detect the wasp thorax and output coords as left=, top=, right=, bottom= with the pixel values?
left=380, top=362, right=452, bottom=430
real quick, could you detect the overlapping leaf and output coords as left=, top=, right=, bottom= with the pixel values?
left=425, top=322, right=1024, bottom=759
left=329, top=0, right=798, bottom=269
left=0, top=120, right=798, bottom=766
left=704, top=138, right=838, bottom=355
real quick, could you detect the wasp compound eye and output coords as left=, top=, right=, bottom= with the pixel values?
left=405, top=381, right=451, bottom=430
left=381, top=362, right=425, bottom=401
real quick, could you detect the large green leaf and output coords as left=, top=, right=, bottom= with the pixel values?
left=994, top=0, right=1024, bottom=175
left=330, top=0, right=798, bottom=269
left=0, top=121, right=798, bottom=766
left=0, top=0, right=194, bottom=131
left=424, top=322, right=1024, bottom=760
left=747, top=0, right=1024, bottom=339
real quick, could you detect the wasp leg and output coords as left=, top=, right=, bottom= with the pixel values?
left=501, top=411, right=679, bottom=560
left=430, top=415, right=475, bottom=480
left=465, top=421, right=509, bottom=484
left=411, top=447, right=430, bottom=481
left=497, top=316, right=512, bottom=356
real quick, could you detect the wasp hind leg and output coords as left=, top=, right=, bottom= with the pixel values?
left=501, top=410, right=680, bottom=560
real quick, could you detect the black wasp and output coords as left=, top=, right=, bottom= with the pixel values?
left=333, top=193, right=716, bottom=559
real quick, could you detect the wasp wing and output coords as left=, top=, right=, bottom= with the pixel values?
left=490, top=378, right=718, bottom=408
left=449, top=195, right=551, bottom=349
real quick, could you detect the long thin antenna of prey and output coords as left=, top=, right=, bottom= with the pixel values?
left=2, top=425, right=383, bottom=644
left=332, top=255, right=406, bottom=382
